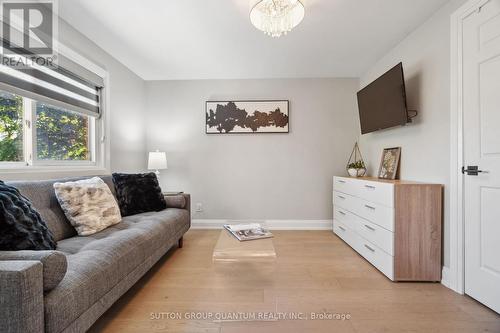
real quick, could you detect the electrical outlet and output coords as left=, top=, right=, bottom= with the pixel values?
left=195, top=203, right=203, bottom=212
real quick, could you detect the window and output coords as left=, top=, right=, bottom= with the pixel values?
left=36, top=102, right=91, bottom=161
left=0, top=40, right=105, bottom=169
left=0, top=91, right=23, bottom=162
left=0, top=89, right=98, bottom=167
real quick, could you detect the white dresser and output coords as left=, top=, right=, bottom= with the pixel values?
left=333, top=176, right=443, bottom=282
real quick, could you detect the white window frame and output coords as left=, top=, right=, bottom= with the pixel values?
left=0, top=43, right=110, bottom=175
left=0, top=95, right=100, bottom=168
left=30, top=99, right=97, bottom=167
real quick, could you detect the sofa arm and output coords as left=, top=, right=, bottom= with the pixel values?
left=182, top=194, right=191, bottom=219
left=164, top=193, right=190, bottom=212
left=0, top=250, right=67, bottom=292
left=0, top=261, right=44, bottom=333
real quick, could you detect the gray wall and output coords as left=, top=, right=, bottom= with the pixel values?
left=358, top=0, right=467, bottom=268
left=145, top=78, right=359, bottom=221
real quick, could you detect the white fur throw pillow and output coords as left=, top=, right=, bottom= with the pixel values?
left=54, top=177, right=121, bottom=236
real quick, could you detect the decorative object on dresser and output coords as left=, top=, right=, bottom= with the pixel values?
left=346, top=142, right=366, bottom=177
left=333, top=176, right=442, bottom=282
left=206, top=100, right=289, bottom=134
left=378, top=147, right=401, bottom=180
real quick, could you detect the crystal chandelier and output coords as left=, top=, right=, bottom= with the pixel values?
left=250, top=0, right=305, bottom=38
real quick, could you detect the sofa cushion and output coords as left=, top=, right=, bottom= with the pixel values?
left=112, top=173, right=166, bottom=217
left=44, top=208, right=189, bottom=333
left=54, top=177, right=122, bottom=236
left=6, top=176, right=116, bottom=242
left=122, top=209, right=189, bottom=237
left=0, top=250, right=67, bottom=292
left=0, top=181, right=56, bottom=251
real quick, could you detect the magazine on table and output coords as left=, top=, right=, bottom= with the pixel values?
left=223, top=223, right=273, bottom=241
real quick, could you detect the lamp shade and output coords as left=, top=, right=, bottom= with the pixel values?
left=148, top=151, right=167, bottom=170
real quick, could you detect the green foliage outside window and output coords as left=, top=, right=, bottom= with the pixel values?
left=0, top=92, right=23, bottom=162
left=0, top=90, right=90, bottom=163
left=36, top=103, right=90, bottom=161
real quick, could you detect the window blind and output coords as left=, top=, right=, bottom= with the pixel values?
left=0, top=31, right=103, bottom=117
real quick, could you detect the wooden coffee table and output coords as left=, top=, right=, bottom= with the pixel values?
left=212, top=230, right=277, bottom=263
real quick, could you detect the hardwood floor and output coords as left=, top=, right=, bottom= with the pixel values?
left=89, top=230, right=500, bottom=333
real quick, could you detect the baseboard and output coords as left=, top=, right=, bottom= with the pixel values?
left=441, top=266, right=451, bottom=289
left=191, top=219, right=333, bottom=230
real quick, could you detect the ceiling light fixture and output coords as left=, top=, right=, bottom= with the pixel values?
left=250, top=0, right=305, bottom=38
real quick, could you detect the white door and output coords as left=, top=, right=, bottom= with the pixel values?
left=462, top=0, right=500, bottom=314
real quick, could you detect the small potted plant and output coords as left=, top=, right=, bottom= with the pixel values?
left=346, top=142, right=367, bottom=177
left=347, top=160, right=366, bottom=177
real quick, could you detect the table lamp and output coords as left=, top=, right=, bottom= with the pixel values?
left=148, top=150, right=167, bottom=179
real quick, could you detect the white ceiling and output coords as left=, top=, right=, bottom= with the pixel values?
left=58, top=0, right=449, bottom=80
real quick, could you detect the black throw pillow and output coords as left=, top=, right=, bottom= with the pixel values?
left=112, top=173, right=167, bottom=217
left=0, top=181, right=57, bottom=251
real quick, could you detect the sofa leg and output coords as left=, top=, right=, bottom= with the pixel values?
left=178, top=237, right=183, bottom=248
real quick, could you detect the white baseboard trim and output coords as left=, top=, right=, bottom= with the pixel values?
left=441, top=266, right=451, bottom=289
left=191, top=219, right=333, bottom=230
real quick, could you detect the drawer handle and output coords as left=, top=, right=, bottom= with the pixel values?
left=337, top=195, right=346, bottom=200
left=339, top=226, right=346, bottom=232
left=365, top=185, right=376, bottom=189
left=364, top=204, right=376, bottom=210
left=364, top=224, right=376, bottom=231
left=338, top=180, right=346, bottom=183
left=364, top=244, right=376, bottom=252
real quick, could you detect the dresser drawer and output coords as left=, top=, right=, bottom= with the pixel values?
left=333, top=191, right=355, bottom=209
left=334, top=177, right=394, bottom=207
left=357, top=237, right=394, bottom=280
left=334, top=219, right=394, bottom=280
left=334, top=206, right=394, bottom=255
left=355, top=179, right=394, bottom=208
left=333, top=177, right=357, bottom=196
left=333, top=191, right=395, bottom=232
left=334, top=205, right=356, bottom=230
left=333, top=219, right=355, bottom=244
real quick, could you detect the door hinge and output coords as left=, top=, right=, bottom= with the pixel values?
left=477, top=0, right=491, bottom=13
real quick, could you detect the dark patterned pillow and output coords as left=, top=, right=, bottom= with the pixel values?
left=0, top=181, right=57, bottom=251
left=112, top=173, right=167, bottom=217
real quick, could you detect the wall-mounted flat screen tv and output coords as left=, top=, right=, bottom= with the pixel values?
left=357, top=62, right=410, bottom=134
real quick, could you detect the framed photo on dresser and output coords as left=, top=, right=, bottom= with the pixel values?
left=378, top=147, right=401, bottom=180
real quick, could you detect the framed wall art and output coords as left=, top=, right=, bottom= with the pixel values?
left=206, top=100, right=289, bottom=134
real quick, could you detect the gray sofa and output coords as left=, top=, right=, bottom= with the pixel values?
left=0, top=176, right=190, bottom=333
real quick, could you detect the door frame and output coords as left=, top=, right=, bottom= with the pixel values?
left=449, top=0, right=491, bottom=295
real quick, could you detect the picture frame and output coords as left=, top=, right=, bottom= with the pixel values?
left=205, top=100, right=289, bottom=134
left=378, top=147, right=401, bottom=180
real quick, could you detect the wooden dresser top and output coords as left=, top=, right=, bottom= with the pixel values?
left=336, top=176, right=443, bottom=187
